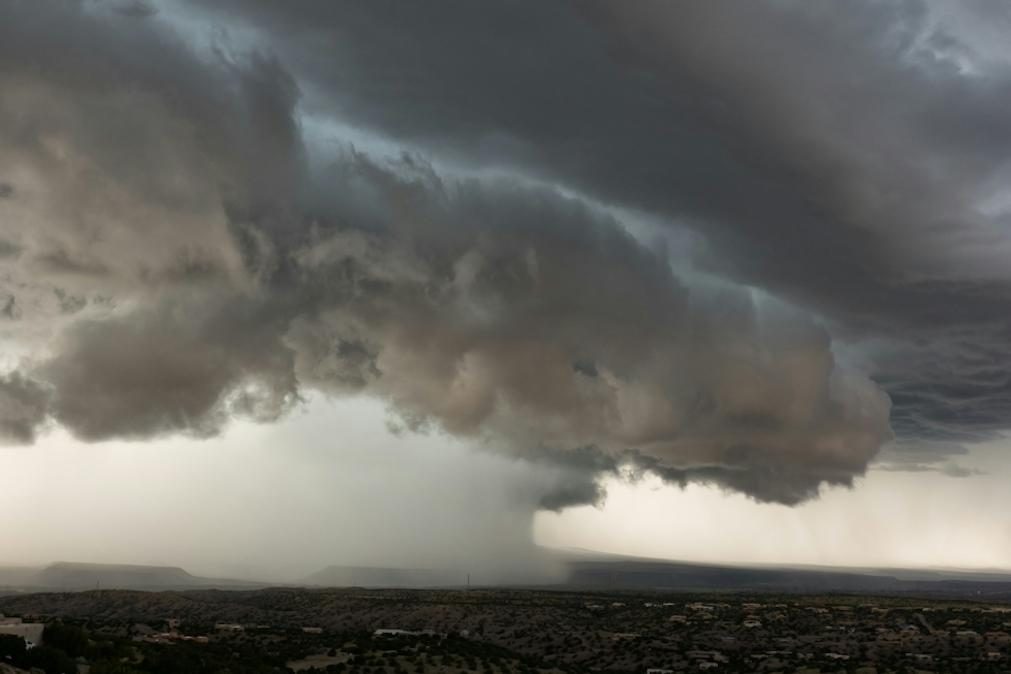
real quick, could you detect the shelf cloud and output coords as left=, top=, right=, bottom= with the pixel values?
left=2, top=0, right=1010, bottom=510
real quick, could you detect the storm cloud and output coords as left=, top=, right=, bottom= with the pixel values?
left=2, top=0, right=1009, bottom=508
left=183, top=0, right=1011, bottom=460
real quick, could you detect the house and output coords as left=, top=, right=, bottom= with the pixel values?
left=374, top=628, right=438, bottom=637
left=0, top=622, right=45, bottom=649
left=214, top=623, right=245, bottom=632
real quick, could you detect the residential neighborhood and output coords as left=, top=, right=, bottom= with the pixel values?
left=3, top=589, right=1011, bottom=672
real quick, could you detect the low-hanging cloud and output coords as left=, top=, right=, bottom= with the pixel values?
left=36, top=295, right=298, bottom=441
left=2, top=145, right=894, bottom=504
left=178, top=0, right=1011, bottom=472
left=0, top=0, right=913, bottom=508
left=279, top=161, right=892, bottom=504
left=0, top=373, right=50, bottom=444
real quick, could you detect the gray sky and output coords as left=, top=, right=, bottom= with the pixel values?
left=2, top=0, right=1011, bottom=578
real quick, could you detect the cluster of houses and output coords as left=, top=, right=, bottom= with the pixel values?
left=619, top=600, right=1011, bottom=671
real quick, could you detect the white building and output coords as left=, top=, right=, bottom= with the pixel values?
left=214, top=623, right=245, bottom=632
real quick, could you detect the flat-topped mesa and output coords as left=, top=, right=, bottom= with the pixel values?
left=38, top=562, right=195, bottom=590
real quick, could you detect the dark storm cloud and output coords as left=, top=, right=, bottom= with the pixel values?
left=0, top=0, right=303, bottom=297
left=0, top=373, right=49, bottom=444
left=3, top=0, right=1007, bottom=507
left=24, top=144, right=893, bottom=503
left=196, top=0, right=1011, bottom=285
left=280, top=155, right=892, bottom=504
left=36, top=294, right=298, bottom=441
left=183, top=0, right=1011, bottom=461
left=113, top=1, right=157, bottom=19
left=0, top=0, right=893, bottom=506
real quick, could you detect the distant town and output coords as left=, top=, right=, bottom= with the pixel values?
left=3, top=587, right=1011, bottom=673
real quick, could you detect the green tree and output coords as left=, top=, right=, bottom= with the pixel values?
left=91, top=662, right=145, bottom=674
left=0, top=633, right=27, bottom=663
left=43, top=622, right=89, bottom=658
left=24, top=645, right=78, bottom=674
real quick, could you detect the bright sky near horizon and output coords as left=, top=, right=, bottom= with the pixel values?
left=2, top=396, right=1010, bottom=580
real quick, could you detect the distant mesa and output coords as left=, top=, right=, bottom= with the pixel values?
left=38, top=562, right=196, bottom=590
left=4, top=554, right=1011, bottom=599
left=0, top=562, right=262, bottom=592
left=555, top=550, right=1011, bottom=599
